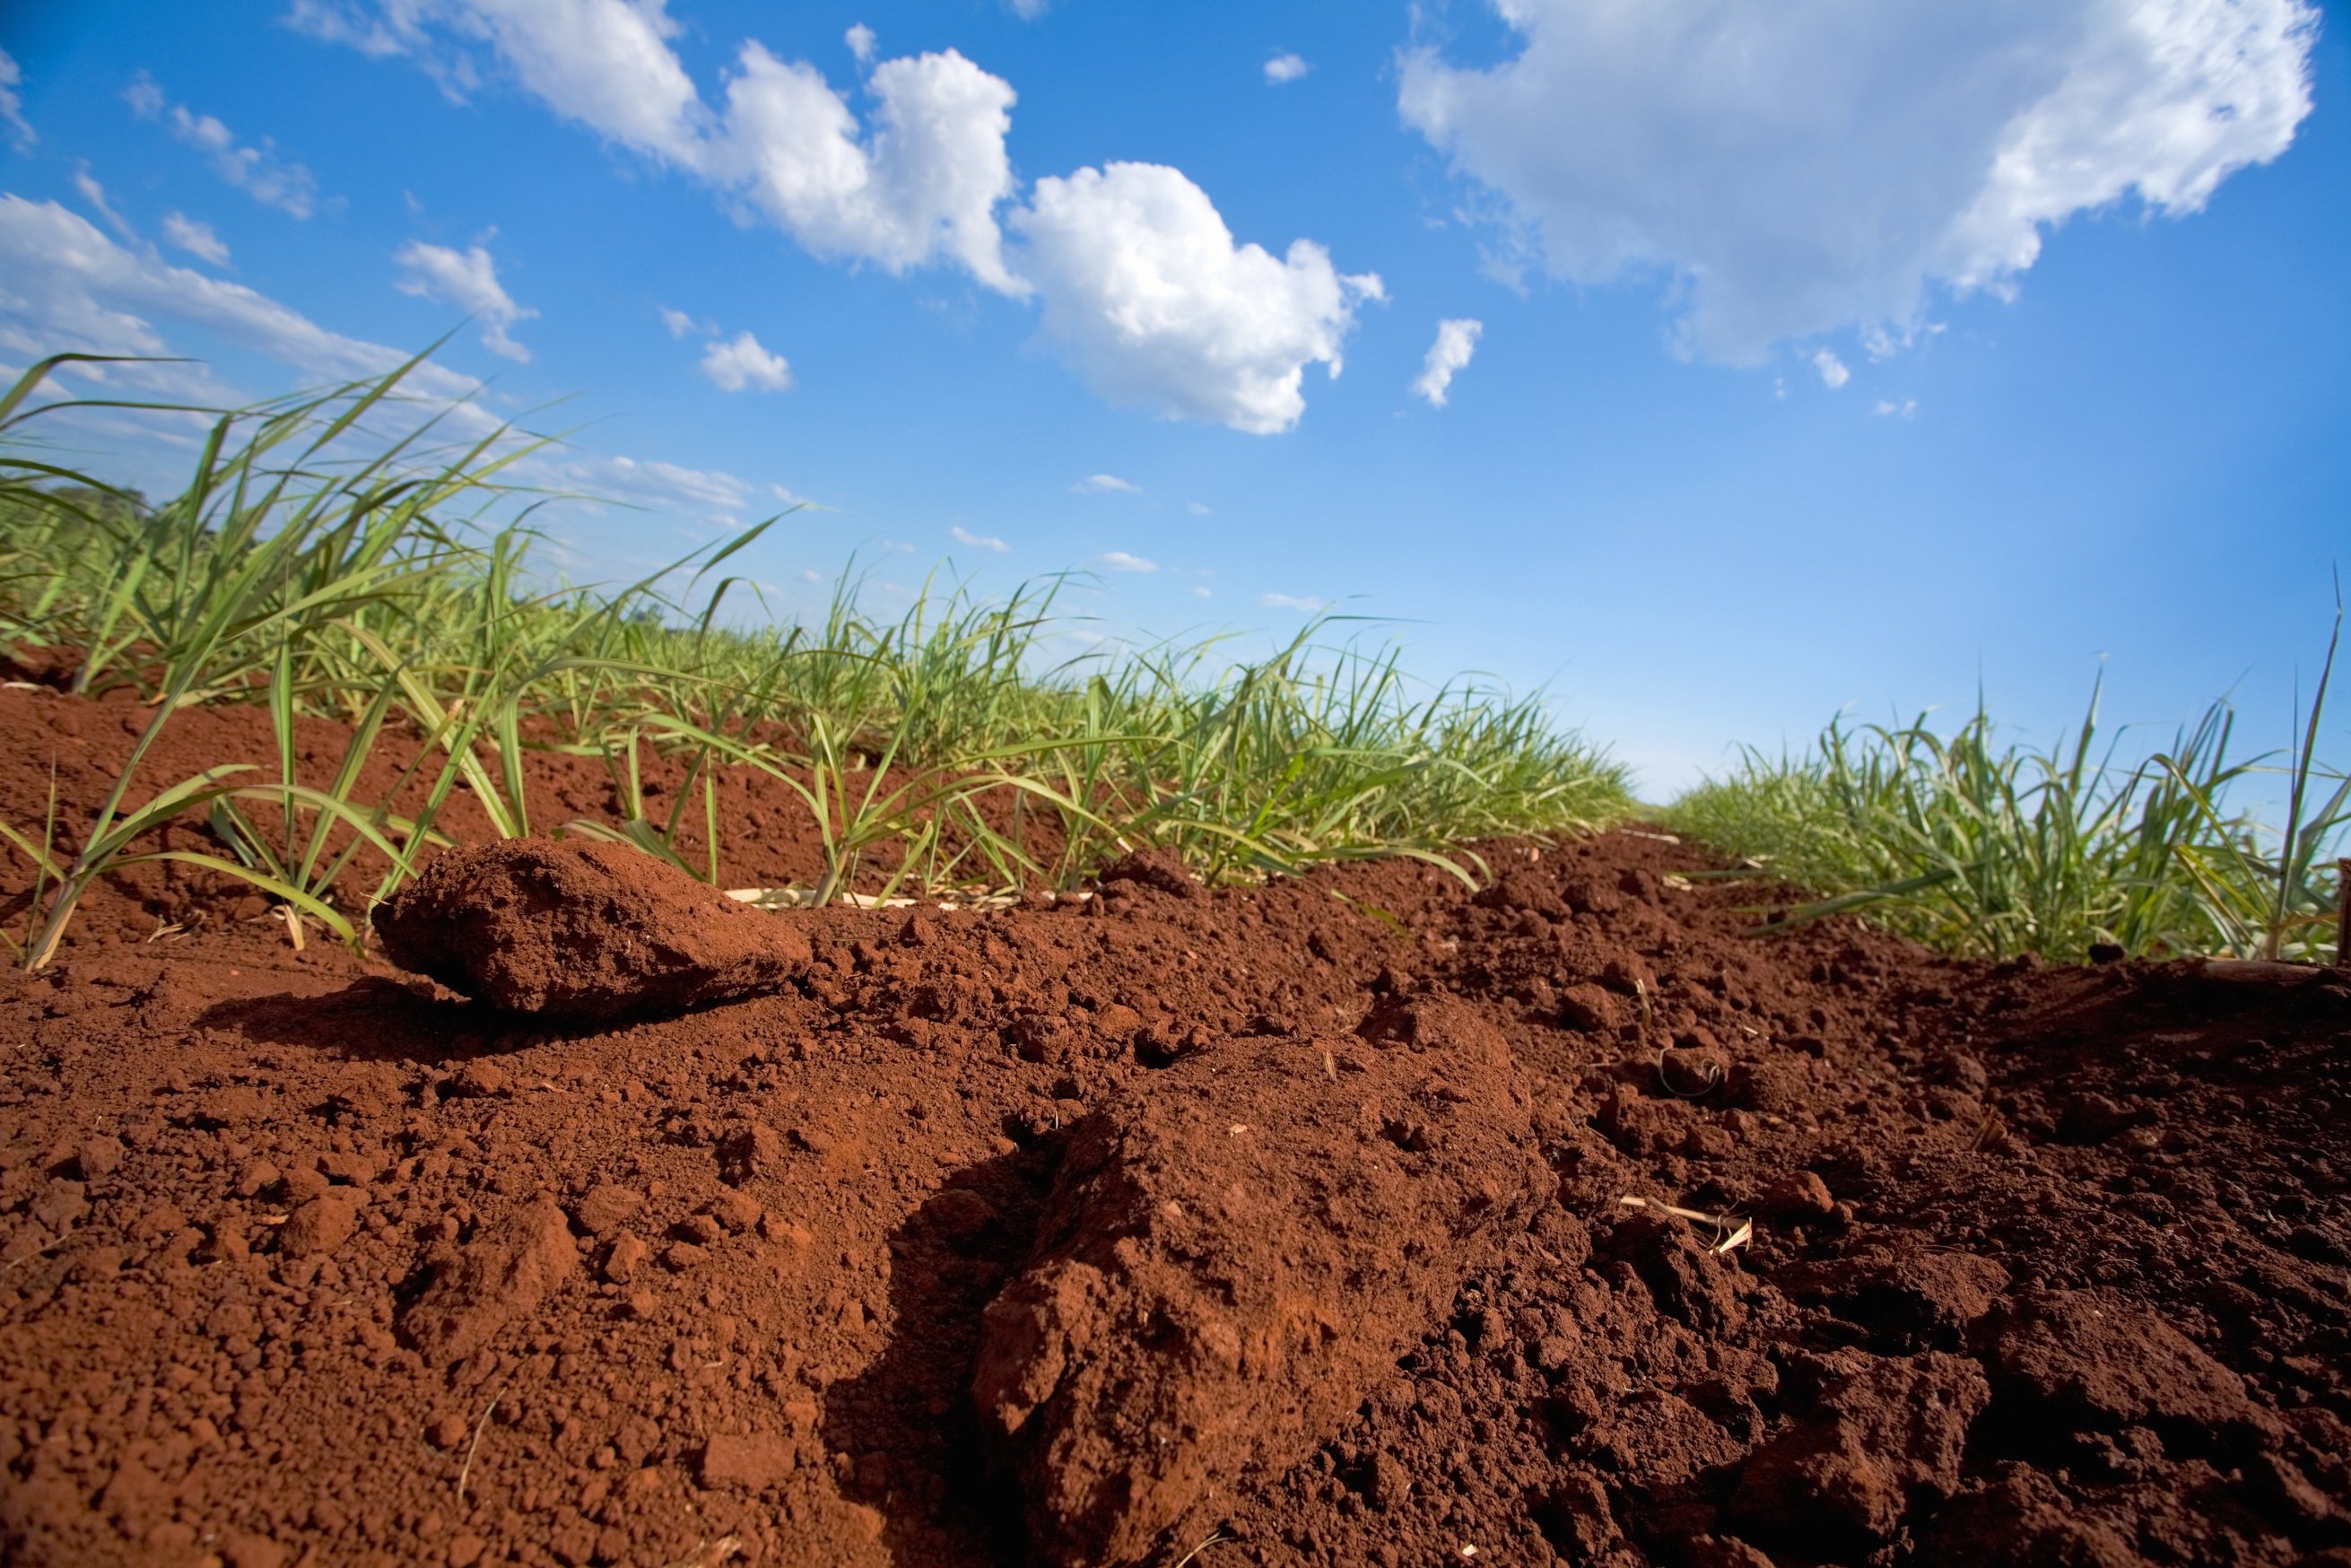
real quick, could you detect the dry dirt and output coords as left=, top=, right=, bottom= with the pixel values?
left=1, top=682, right=2347, bottom=1568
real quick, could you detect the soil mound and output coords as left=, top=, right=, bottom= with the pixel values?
left=974, top=1032, right=1550, bottom=1565
left=375, top=838, right=810, bottom=1021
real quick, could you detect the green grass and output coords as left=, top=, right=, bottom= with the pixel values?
left=1663, top=649, right=2349, bottom=965
left=0, top=352, right=1633, bottom=964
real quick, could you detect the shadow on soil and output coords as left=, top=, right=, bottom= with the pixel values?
left=193, top=978, right=540, bottom=1062
left=821, top=1137, right=1066, bottom=1567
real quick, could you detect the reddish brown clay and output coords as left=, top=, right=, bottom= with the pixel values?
left=975, top=1024, right=1550, bottom=1565
left=376, top=840, right=811, bottom=1022
left=0, top=687, right=2347, bottom=1568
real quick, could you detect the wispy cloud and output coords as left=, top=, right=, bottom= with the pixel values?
left=1260, top=592, right=1326, bottom=612
left=952, top=524, right=1010, bottom=553
left=1187, top=501, right=1212, bottom=516
left=126, top=73, right=319, bottom=218
left=1264, top=53, right=1310, bottom=85
left=0, top=48, right=34, bottom=151
left=161, top=213, right=231, bottom=266
left=846, top=23, right=876, bottom=64
left=659, top=305, right=716, bottom=338
left=1872, top=397, right=1919, bottom=419
left=1811, top=349, right=1850, bottom=389
left=1072, top=473, right=1140, bottom=494
left=1094, top=550, right=1157, bottom=572
left=394, top=239, right=536, bottom=361
left=70, top=164, right=138, bottom=245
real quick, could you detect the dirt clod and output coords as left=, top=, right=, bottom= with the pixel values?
left=399, top=1195, right=579, bottom=1364
left=376, top=838, right=810, bottom=1020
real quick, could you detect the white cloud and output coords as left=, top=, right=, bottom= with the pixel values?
left=0, top=48, right=34, bottom=151
left=71, top=164, right=138, bottom=245
left=1873, top=397, right=1919, bottom=419
left=126, top=74, right=321, bottom=218
left=565, top=451, right=752, bottom=519
left=716, top=45, right=1024, bottom=294
left=771, top=482, right=809, bottom=506
left=1189, top=585, right=1212, bottom=598
left=1399, top=0, right=2318, bottom=364
left=658, top=305, right=700, bottom=337
left=1812, top=349, right=1850, bottom=389
left=297, top=6, right=1021, bottom=291
left=1008, top=0, right=1050, bottom=18
left=1095, top=550, right=1157, bottom=572
left=846, top=23, right=875, bottom=65
left=699, top=329, right=792, bottom=391
left=1264, top=53, right=1310, bottom=85
left=302, top=4, right=1373, bottom=432
left=1260, top=592, right=1326, bottom=612
left=1013, top=161, right=1383, bottom=434
left=394, top=239, right=537, bottom=361
left=0, top=192, right=779, bottom=539
left=161, top=213, right=231, bottom=266
left=1187, top=501, right=1211, bottom=515
left=951, top=524, right=1010, bottom=553
left=0, top=195, right=445, bottom=389
left=1411, top=317, right=1483, bottom=406
left=1072, top=473, right=1139, bottom=493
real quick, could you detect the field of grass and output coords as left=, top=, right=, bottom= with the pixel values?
left=4, top=349, right=2341, bottom=972
left=1663, top=666, right=2348, bottom=965
left=0, top=352, right=1634, bottom=966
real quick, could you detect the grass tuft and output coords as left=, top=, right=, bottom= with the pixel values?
left=1664, top=621, right=2348, bottom=964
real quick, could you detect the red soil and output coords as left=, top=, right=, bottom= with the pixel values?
left=2, top=688, right=2348, bottom=1568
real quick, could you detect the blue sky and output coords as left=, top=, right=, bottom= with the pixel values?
left=1, top=0, right=2346, bottom=796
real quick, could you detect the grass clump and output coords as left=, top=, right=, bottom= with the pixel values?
left=0, top=352, right=1633, bottom=963
left=1665, top=641, right=2348, bottom=964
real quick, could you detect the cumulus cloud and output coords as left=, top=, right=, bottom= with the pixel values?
left=700, top=329, right=792, bottom=391
left=394, top=239, right=537, bottom=361
left=300, top=5, right=1023, bottom=292
left=161, top=213, right=231, bottom=266
left=126, top=73, right=321, bottom=218
left=1072, top=473, right=1139, bottom=493
left=657, top=304, right=712, bottom=337
left=1812, top=349, right=1850, bottom=390
left=846, top=23, right=875, bottom=65
left=1260, top=592, right=1326, bottom=612
left=1014, top=162, right=1383, bottom=434
left=301, top=3, right=1376, bottom=431
left=1264, top=53, right=1310, bottom=85
left=1399, top=0, right=2318, bottom=363
left=1411, top=317, right=1482, bottom=406
left=951, top=524, right=1009, bottom=553
left=1, top=48, right=33, bottom=151
left=715, top=44, right=1024, bottom=293
left=1094, top=551, right=1157, bottom=572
